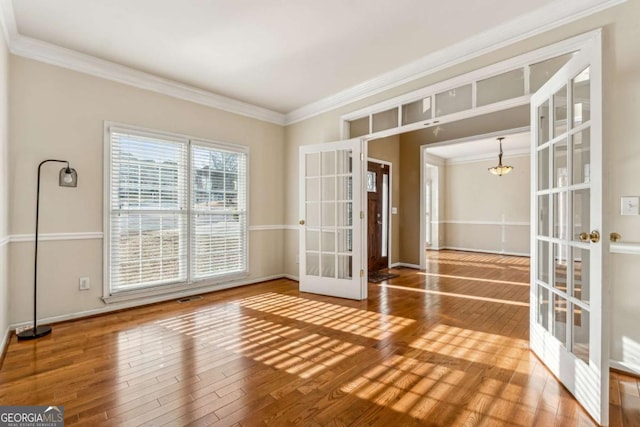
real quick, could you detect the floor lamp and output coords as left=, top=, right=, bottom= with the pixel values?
left=17, top=160, right=78, bottom=341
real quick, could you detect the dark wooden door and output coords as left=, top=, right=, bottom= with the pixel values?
left=367, top=161, right=389, bottom=272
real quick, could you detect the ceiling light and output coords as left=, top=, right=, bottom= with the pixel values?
left=488, top=137, right=513, bottom=176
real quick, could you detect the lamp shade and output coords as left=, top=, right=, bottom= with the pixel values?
left=488, top=137, right=513, bottom=177
left=488, top=164, right=514, bottom=176
left=59, top=167, right=78, bottom=187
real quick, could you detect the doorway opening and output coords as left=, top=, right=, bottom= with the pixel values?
left=420, top=127, right=532, bottom=270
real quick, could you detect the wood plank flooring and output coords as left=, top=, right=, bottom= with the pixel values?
left=0, top=250, right=638, bottom=426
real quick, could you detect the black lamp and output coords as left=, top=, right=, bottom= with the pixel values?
left=17, top=160, right=78, bottom=341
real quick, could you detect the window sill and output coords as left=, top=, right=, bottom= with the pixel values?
left=102, top=272, right=251, bottom=305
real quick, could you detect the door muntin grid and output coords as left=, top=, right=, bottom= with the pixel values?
left=304, top=149, right=354, bottom=279
left=535, top=66, right=593, bottom=364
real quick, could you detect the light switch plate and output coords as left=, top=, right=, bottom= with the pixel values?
left=621, top=196, right=639, bottom=215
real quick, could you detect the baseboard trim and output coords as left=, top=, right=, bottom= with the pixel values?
left=610, top=360, right=640, bottom=377
left=9, top=274, right=291, bottom=331
left=0, top=326, right=10, bottom=368
left=281, top=274, right=299, bottom=281
left=390, top=262, right=421, bottom=269
left=441, top=246, right=530, bottom=257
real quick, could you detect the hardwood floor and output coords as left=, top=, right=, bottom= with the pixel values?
left=1, top=250, right=638, bottom=426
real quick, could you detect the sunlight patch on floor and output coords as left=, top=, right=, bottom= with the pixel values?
left=409, top=324, right=527, bottom=362
left=235, top=292, right=415, bottom=340
left=156, top=303, right=366, bottom=379
left=417, top=271, right=529, bottom=287
left=379, top=283, right=529, bottom=307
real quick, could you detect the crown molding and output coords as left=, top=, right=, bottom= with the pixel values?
left=424, top=153, right=445, bottom=167
left=284, top=0, right=626, bottom=125
left=0, top=0, right=16, bottom=46
left=0, top=0, right=285, bottom=126
left=0, top=0, right=625, bottom=127
left=9, top=35, right=286, bottom=125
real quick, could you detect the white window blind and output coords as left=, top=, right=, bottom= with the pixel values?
left=107, top=126, right=248, bottom=295
left=191, top=144, right=247, bottom=280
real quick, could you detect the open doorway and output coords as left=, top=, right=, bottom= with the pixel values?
left=421, top=128, right=531, bottom=269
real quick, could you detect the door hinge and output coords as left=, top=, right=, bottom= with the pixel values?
left=360, top=211, right=364, bottom=219
left=360, top=269, right=364, bottom=277
left=360, top=152, right=364, bottom=161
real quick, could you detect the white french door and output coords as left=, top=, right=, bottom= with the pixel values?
left=299, top=139, right=366, bottom=300
left=530, top=34, right=607, bottom=424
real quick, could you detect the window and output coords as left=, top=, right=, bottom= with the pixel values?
left=106, top=124, right=248, bottom=295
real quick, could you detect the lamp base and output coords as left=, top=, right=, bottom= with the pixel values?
left=17, top=325, right=52, bottom=341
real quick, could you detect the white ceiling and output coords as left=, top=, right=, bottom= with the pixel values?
left=427, top=131, right=530, bottom=162
left=3, top=0, right=622, bottom=120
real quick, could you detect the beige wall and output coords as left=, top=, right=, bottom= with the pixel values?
left=368, top=135, right=400, bottom=264
left=443, top=155, right=530, bottom=255
left=398, top=132, right=422, bottom=264
left=284, top=1, right=640, bottom=369
left=0, top=25, right=9, bottom=340
left=8, top=56, right=285, bottom=324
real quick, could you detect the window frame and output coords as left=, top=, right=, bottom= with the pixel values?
left=103, top=122, right=250, bottom=303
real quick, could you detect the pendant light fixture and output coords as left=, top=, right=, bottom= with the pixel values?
left=488, top=137, right=513, bottom=176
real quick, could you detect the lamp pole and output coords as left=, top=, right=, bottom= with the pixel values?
left=18, top=159, right=77, bottom=341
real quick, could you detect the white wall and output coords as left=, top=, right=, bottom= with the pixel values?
left=8, top=56, right=285, bottom=325
left=0, top=20, right=9, bottom=347
left=284, top=1, right=640, bottom=372
left=442, top=155, right=530, bottom=255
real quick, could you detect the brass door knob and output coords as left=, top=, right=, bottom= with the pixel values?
left=579, top=230, right=600, bottom=243
left=610, top=232, right=622, bottom=242
left=299, top=219, right=305, bottom=225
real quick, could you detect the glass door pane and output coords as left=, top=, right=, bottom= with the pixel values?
left=573, top=67, right=591, bottom=126
left=530, top=37, right=605, bottom=424
left=300, top=139, right=364, bottom=300
left=553, top=85, right=568, bottom=137
left=572, top=129, right=591, bottom=184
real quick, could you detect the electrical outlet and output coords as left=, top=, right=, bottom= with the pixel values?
left=79, top=277, right=90, bottom=291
